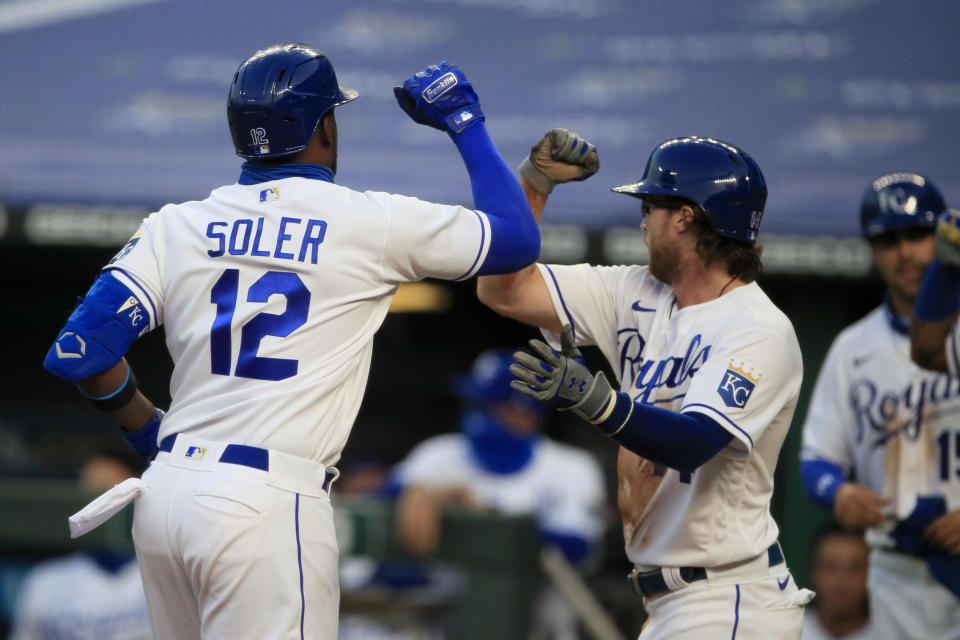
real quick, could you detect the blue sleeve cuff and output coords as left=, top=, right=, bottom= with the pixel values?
left=594, top=393, right=734, bottom=472
left=123, top=409, right=163, bottom=462
left=452, top=123, right=540, bottom=275
left=540, top=529, right=592, bottom=565
left=915, top=259, right=960, bottom=321
left=800, top=458, right=846, bottom=508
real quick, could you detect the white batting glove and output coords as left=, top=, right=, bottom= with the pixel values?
left=518, top=128, right=599, bottom=196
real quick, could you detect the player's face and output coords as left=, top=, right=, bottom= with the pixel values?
left=810, top=533, right=869, bottom=619
left=868, top=227, right=935, bottom=307
left=493, top=404, right=541, bottom=435
left=641, top=200, right=682, bottom=283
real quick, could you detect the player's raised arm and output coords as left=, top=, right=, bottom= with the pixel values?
left=911, top=209, right=960, bottom=372
left=394, top=62, right=540, bottom=274
left=477, top=128, right=599, bottom=331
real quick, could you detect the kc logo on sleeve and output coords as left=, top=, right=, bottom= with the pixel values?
left=717, top=359, right=762, bottom=409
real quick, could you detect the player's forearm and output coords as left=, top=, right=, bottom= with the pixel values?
left=911, top=317, right=953, bottom=372
left=452, top=123, right=540, bottom=274
left=76, top=359, right=158, bottom=431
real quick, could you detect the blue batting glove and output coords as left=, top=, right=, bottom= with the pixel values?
left=393, top=61, right=484, bottom=135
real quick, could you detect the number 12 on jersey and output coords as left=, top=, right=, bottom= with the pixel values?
left=209, top=269, right=310, bottom=381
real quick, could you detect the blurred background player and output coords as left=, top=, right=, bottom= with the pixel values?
left=391, top=349, right=607, bottom=640
left=482, top=129, right=813, bottom=638
left=911, top=208, right=960, bottom=374
left=10, top=448, right=150, bottom=640
left=800, top=173, right=960, bottom=640
left=802, top=525, right=872, bottom=640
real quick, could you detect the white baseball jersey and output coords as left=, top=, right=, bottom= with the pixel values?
left=393, top=433, right=605, bottom=542
left=537, top=263, right=802, bottom=569
left=106, top=177, right=491, bottom=466
left=10, top=554, right=150, bottom=640
left=801, top=305, right=960, bottom=529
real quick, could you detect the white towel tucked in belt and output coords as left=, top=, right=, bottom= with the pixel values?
left=68, top=477, right=147, bottom=538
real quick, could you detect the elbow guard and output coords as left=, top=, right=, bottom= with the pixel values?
left=44, top=273, right=152, bottom=381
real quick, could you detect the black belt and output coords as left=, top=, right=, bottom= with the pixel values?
left=158, top=434, right=333, bottom=491
left=628, top=542, right=785, bottom=598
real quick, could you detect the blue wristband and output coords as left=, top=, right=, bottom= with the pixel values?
left=123, top=409, right=163, bottom=462
left=915, top=259, right=960, bottom=321
left=800, top=458, right=846, bottom=508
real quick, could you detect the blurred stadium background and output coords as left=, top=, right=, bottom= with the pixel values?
left=0, top=0, right=957, bottom=637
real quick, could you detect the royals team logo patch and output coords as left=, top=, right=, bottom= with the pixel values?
left=717, top=359, right=762, bottom=409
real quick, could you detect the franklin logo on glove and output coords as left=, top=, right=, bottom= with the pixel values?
left=423, top=72, right=458, bottom=103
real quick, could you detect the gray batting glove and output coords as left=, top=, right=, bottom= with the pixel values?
left=936, top=209, right=960, bottom=267
left=517, top=128, right=599, bottom=196
left=509, top=325, right=615, bottom=422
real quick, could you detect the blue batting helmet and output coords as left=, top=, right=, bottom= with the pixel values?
left=859, top=173, right=945, bottom=238
left=227, top=43, right=358, bottom=160
left=454, top=350, right=545, bottom=414
left=612, top=136, right=767, bottom=243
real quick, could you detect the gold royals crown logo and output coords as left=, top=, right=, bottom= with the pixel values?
left=728, top=359, right=763, bottom=383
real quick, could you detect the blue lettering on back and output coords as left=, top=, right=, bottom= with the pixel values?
left=206, top=222, right=227, bottom=257
left=206, top=218, right=327, bottom=263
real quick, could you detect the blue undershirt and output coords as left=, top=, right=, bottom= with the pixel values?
left=238, top=162, right=334, bottom=185
left=592, top=392, right=734, bottom=472
left=800, top=458, right=846, bottom=508
left=450, top=123, right=540, bottom=275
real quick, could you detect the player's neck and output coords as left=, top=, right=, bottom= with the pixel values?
left=671, top=258, right=744, bottom=309
left=886, top=289, right=915, bottom=319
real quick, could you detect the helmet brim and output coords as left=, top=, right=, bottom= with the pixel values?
left=611, top=181, right=680, bottom=199
left=334, top=87, right=359, bottom=108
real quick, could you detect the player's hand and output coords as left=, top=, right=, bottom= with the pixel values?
left=923, top=508, right=960, bottom=554
left=518, top=128, right=599, bottom=196
left=935, top=209, right=960, bottom=267
left=510, top=325, right=615, bottom=422
left=393, top=61, right=484, bottom=135
left=833, top=483, right=890, bottom=530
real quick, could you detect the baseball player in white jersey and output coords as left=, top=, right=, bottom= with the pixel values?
left=479, top=130, right=813, bottom=639
left=392, top=349, right=605, bottom=639
left=42, top=45, right=541, bottom=639
left=801, top=174, right=960, bottom=640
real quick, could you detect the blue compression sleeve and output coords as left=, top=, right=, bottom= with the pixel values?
left=914, top=258, right=960, bottom=321
left=591, top=393, right=734, bottom=472
left=800, top=458, right=846, bottom=508
left=540, top=529, right=591, bottom=565
left=452, top=123, right=540, bottom=275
